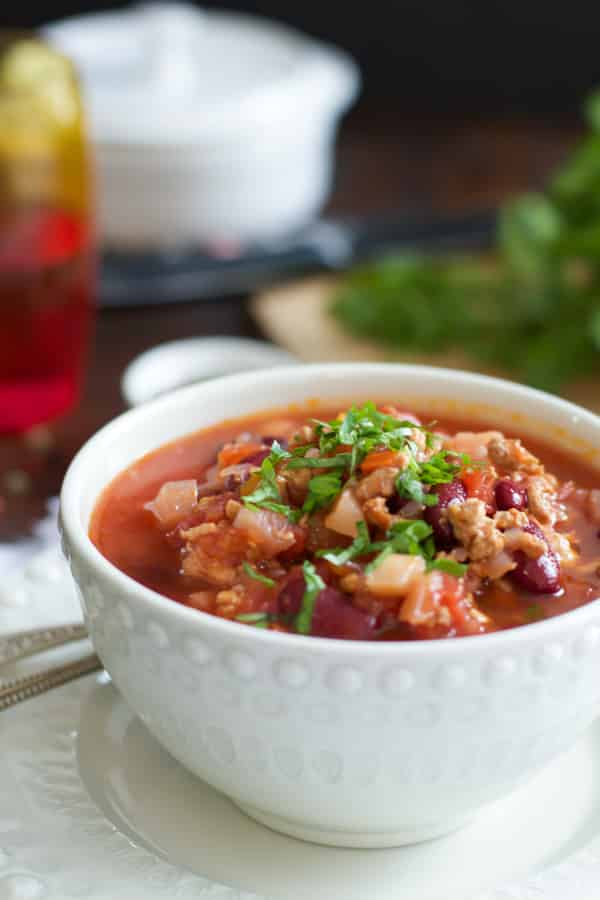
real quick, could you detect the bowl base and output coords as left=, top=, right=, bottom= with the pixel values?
left=233, top=801, right=471, bottom=848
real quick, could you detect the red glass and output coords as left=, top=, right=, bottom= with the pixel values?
left=0, top=208, right=94, bottom=432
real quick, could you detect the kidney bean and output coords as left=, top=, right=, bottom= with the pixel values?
left=241, top=448, right=271, bottom=466
left=273, top=569, right=305, bottom=618
left=273, top=573, right=378, bottom=639
left=261, top=436, right=288, bottom=449
left=310, top=587, right=379, bottom=640
left=510, top=521, right=560, bottom=594
left=495, top=479, right=528, bottom=511
left=424, top=479, right=467, bottom=549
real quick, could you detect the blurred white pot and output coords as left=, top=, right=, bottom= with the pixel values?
left=44, top=3, right=360, bottom=250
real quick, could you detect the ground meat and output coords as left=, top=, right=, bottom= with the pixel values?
left=493, top=509, right=530, bottom=530
left=283, top=467, right=313, bottom=506
left=215, top=584, right=246, bottom=618
left=502, top=528, right=545, bottom=558
left=289, top=424, right=316, bottom=449
left=363, top=496, right=399, bottom=530
left=183, top=522, right=218, bottom=537
left=487, top=437, right=544, bottom=475
left=443, top=430, right=503, bottom=460
left=447, top=498, right=504, bottom=561
left=526, top=476, right=557, bottom=525
left=225, top=499, right=242, bottom=520
left=339, top=572, right=361, bottom=592
left=181, top=520, right=248, bottom=584
left=355, top=467, right=399, bottom=502
left=408, top=428, right=429, bottom=460
left=470, top=551, right=517, bottom=580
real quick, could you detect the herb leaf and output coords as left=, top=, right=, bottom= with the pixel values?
left=316, top=521, right=373, bottom=565
left=242, top=454, right=296, bottom=520
left=302, top=473, right=343, bottom=515
left=235, top=612, right=271, bottom=628
left=295, top=561, right=325, bottom=634
left=242, top=562, right=276, bottom=587
left=427, top=558, right=468, bottom=576
left=396, top=469, right=438, bottom=506
left=269, top=441, right=291, bottom=464
left=286, top=454, right=352, bottom=470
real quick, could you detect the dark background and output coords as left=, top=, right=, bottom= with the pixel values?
left=4, top=0, right=600, bottom=117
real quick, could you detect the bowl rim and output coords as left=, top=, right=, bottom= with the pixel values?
left=60, top=361, right=600, bottom=658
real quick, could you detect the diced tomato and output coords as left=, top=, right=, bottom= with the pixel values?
left=278, top=522, right=308, bottom=563
left=217, top=442, right=264, bottom=468
left=461, top=467, right=496, bottom=509
left=441, top=575, right=490, bottom=636
left=360, top=449, right=403, bottom=473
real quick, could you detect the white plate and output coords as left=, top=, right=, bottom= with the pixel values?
left=3, top=541, right=600, bottom=899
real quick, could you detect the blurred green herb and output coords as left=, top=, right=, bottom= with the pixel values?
left=331, top=92, right=600, bottom=392
left=295, top=561, right=326, bottom=634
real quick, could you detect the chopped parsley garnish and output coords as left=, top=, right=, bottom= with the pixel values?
left=235, top=612, right=271, bottom=628
left=302, top=472, right=343, bottom=515
left=365, top=519, right=434, bottom=572
left=295, top=561, right=325, bottom=634
left=427, top=558, right=468, bottom=576
left=396, top=449, right=471, bottom=507
left=286, top=454, right=352, bottom=470
left=242, top=454, right=298, bottom=520
left=396, top=468, right=438, bottom=506
left=318, top=518, right=468, bottom=577
left=317, top=520, right=372, bottom=565
left=313, top=403, right=423, bottom=474
left=268, top=440, right=291, bottom=464
left=242, top=562, right=276, bottom=587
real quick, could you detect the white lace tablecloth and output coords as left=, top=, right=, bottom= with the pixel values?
left=2, top=501, right=600, bottom=900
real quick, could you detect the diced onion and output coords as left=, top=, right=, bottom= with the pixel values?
left=399, top=570, right=441, bottom=625
left=365, top=553, right=425, bottom=598
left=444, top=431, right=503, bottom=461
left=144, top=480, right=198, bottom=528
left=233, top=506, right=295, bottom=555
left=324, top=487, right=365, bottom=538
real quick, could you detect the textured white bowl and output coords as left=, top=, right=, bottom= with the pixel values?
left=60, top=364, right=600, bottom=847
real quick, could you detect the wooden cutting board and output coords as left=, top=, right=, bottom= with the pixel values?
left=251, top=275, right=600, bottom=414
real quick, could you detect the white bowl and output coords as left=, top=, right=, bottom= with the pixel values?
left=60, top=364, right=600, bottom=847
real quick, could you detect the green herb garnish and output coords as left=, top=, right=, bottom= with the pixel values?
left=242, top=454, right=297, bottom=520
left=313, top=403, right=422, bottom=474
left=286, top=453, right=352, bottom=470
left=295, top=561, right=325, bottom=634
left=268, top=441, right=291, bottom=464
left=302, top=472, right=343, bottom=515
left=331, top=91, right=600, bottom=394
left=426, top=558, right=468, bottom=576
left=235, top=612, right=271, bottom=628
left=242, top=562, right=276, bottom=588
left=396, top=450, right=470, bottom=508
left=365, top=519, right=434, bottom=572
left=318, top=518, right=465, bottom=577
left=317, top=520, right=373, bottom=565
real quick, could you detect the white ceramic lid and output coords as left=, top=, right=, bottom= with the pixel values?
left=43, top=3, right=360, bottom=147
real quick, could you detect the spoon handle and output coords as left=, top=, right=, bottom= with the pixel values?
left=0, top=653, right=102, bottom=711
